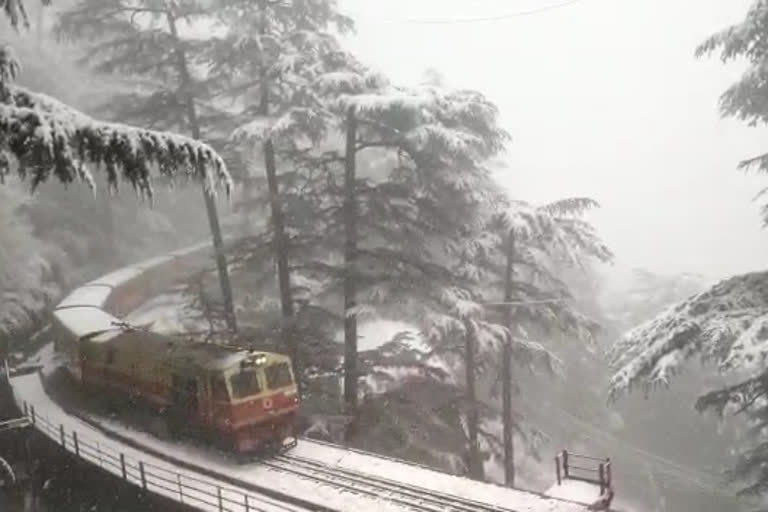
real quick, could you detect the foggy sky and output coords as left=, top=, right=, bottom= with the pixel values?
left=339, top=0, right=768, bottom=282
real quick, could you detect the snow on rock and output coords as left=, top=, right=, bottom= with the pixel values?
left=609, top=271, right=768, bottom=399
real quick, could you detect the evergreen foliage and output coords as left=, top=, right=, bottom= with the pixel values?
left=609, top=4, right=768, bottom=499
left=0, top=179, right=61, bottom=351
left=0, top=0, right=231, bottom=198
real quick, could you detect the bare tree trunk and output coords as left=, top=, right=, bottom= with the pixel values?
left=464, top=318, right=483, bottom=479
left=167, top=11, right=237, bottom=334
left=502, top=228, right=515, bottom=487
left=257, top=2, right=297, bottom=389
left=264, top=135, right=298, bottom=383
left=342, top=107, right=359, bottom=439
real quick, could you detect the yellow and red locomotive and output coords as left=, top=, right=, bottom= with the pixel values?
left=53, top=314, right=299, bottom=454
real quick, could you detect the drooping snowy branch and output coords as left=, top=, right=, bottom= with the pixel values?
left=0, top=84, right=232, bottom=198
left=609, top=271, right=768, bottom=400
left=694, top=2, right=768, bottom=218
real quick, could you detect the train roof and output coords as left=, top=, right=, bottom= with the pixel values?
left=165, top=341, right=278, bottom=372
left=83, top=328, right=288, bottom=373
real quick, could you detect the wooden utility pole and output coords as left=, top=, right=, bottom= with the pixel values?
left=464, top=317, right=483, bottom=479
left=343, top=107, right=359, bottom=439
left=502, top=228, right=515, bottom=486
left=258, top=1, right=297, bottom=388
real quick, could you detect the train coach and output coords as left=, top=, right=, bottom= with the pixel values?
left=49, top=242, right=300, bottom=455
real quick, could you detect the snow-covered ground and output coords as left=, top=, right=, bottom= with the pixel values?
left=545, top=481, right=601, bottom=503
left=546, top=480, right=638, bottom=512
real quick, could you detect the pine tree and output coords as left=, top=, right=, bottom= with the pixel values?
left=55, top=0, right=237, bottom=330
left=1, top=2, right=230, bottom=196
left=217, top=0, right=353, bottom=391
left=492, top=198, right=611, bottom=486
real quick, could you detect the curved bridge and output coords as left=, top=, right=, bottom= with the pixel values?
left=3, top=241, right=593, bottom=512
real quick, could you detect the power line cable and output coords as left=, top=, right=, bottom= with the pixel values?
left=348, top=0, right=585, bottom=25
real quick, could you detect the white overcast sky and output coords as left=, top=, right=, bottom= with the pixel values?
left=338, top=0, right=768, bottom=282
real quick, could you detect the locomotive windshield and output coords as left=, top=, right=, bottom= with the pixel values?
left=230, top=369, right=262, bottom=399
left=211, top=377, right=229, bottom=401
left=265, top=363, right=293, bottom=389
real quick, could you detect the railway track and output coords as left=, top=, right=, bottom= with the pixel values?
left=263, top=453, right=516, bottom=512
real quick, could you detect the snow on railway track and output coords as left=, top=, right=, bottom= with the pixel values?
left=270, top=453, right=516, bottom=512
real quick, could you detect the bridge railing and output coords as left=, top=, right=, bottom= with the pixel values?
left=18, top=399, right=265, bottom=512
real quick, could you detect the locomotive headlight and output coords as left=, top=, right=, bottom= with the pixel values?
left=255, top=354, right=267, bottom=366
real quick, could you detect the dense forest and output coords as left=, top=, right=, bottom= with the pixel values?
left=3, top=1, right=768, bottom=512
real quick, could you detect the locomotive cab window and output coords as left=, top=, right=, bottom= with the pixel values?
left=230, top=369, right=261, bottom=399
left=211, top=376, right=229, bottom=401
left=265, top=363, right=293, bottom=390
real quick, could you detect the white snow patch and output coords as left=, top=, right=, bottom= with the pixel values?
left=57, top=285, right=113, bottom=309
left=53, top=307, right=121, bottom=342
left=545, top=480, right=601, bottom=503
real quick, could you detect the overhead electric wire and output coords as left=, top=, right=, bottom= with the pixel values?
left=349, top=0, right=585, bottom=25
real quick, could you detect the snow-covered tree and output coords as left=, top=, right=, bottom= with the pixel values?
left=1, top=0, right=50, bottom=31
left=56, top=0, right=237, bottom=330
left=1, top=3, right=231, bottom=197
left=605, top=268, right=708, bottom=332
left=217, top=0, right=354, bottom=385
left=0, top=179, right=61, bottom=356
left=477, top=197, right=611, bottom=486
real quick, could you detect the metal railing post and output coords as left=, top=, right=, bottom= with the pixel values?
left=96, top=442, right=103, bottom=468
left=120, top=453, right=127, bottom=480
left=59, top=424, right=65, bottom=447
left=245, top=494, right=250, bottom=512
left=23, top=402, right=27, bottom=416
left=217, top=486, right=223, bottom=511
left=606, top=459, right=612, bottom=489
left=139, top=462, right=147, bottom=490
left=598, top=463, right=605, bottom=495
left=177, top=474, right=183, bottom=503
left=72, top=432, right=79, bottom=456
left=555, top=454, right=562, bottom=485
left=29, top=406, right=35, bottom=425
left=562, top=450, right=569, bottom=479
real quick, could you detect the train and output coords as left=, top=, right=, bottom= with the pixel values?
left=49, top=242, right=300, bottom=455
